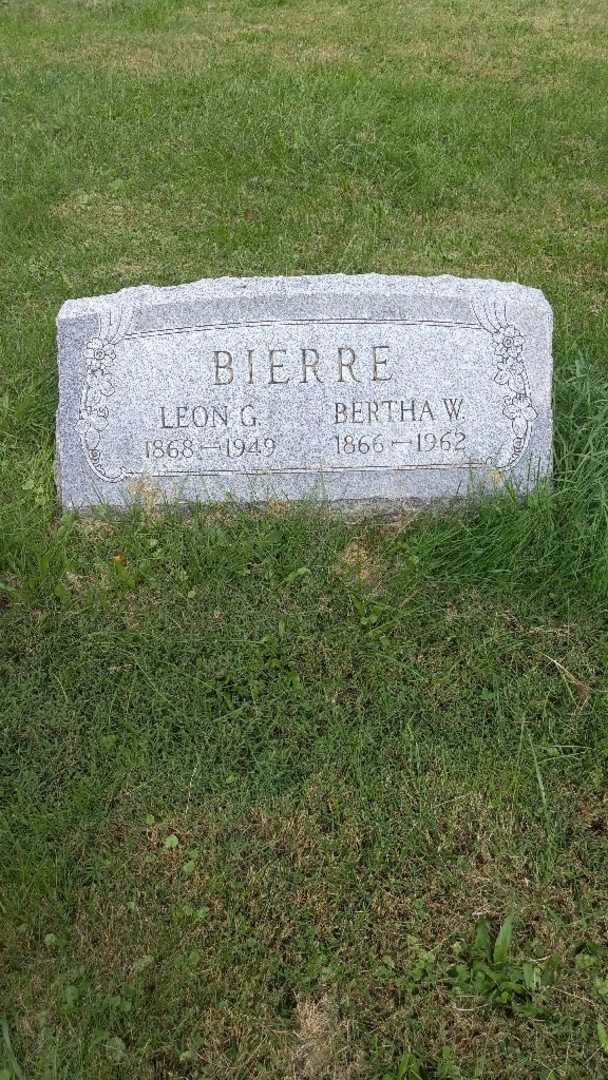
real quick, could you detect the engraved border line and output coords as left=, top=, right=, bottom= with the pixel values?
left=153, top=462, right=487, bottom=478
left=124, top=318, right=484, bottom=339
left=80, top=310, right=527, bottom=482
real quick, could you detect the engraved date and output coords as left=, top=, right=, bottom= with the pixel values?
left=416, top=431, right=466, bottom=452
left=334, top=434, right=385, bottom=454
left=144, top=436, right=277, bottom=462
left=225, top=436, right=276, bottom=457
left=333, top=430, right=467, bottom=457
left=145, top=438, right=195, bottom=459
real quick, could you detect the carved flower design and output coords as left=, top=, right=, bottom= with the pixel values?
left=85, top=338, right=116, bottom=371
left=84, top=338, right=116, bottom=396
left=494, top=355, right=525, bottom=392
left=491, top=324, right=526, bottom=391
left=503, top=393, right=537, bottom=437
left=77, top=404, right=110, bottom=446
left=78, top=308, right=133, bottom=483
left=492, top=325, right=524, bottom=361
left=77, top=414, right=100, bottom=446
left=86, top=368, right=115, bottom=396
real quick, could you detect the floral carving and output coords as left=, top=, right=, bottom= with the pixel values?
left=474, top=302, right=537, bottom=469
left=86, top=338, right=116, bottom=386
left=503, top=393, right=537, bottom=437
left=78, top=307, right=133, bottom=481
left=492, top=325, right=524, bottom=361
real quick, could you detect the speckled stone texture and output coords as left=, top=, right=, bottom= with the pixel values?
left=55, top=273, right=553, bottom=512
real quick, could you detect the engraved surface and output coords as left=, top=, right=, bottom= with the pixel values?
left=55, top=274, right=553, bottom=510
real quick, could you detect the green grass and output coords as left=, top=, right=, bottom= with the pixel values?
left=1, top=0, right=608, bottom=1076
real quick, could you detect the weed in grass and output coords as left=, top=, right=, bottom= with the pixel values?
left=383, top=1049, right=465, bottom=1080
left=445, top=915, right=558, bottom=1019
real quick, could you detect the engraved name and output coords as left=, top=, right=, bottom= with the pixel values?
left=207, top=344, right=393, bottom=385
left=159, top=397, right=466, bottom=429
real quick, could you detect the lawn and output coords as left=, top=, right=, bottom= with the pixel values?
left=1, top=1, right=608, bottom=1077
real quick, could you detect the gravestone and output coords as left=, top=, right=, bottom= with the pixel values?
left=55, top=274, right=553, bottom=511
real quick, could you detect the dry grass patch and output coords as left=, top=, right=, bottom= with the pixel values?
left=3, top=29, right=233, bottom=77
left=278, top=43, right=361, bottom=70
left=111, top=260, right=163, bottom=285
left=385, top=38, right=528, bottom=83
left=288, top=994, right=340, bottom=1079
left=53, top=191, right=146, bottom=231
left=333, top=537, right=382, bottom=590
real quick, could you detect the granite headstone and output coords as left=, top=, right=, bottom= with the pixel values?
left=55, top=274, right=553, bottom=511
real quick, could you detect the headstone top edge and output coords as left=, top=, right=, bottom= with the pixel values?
left=57, top=273, right=552, bottom=324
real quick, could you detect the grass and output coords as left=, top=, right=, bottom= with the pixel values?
left=1, top=0, right=608, bottom=1076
